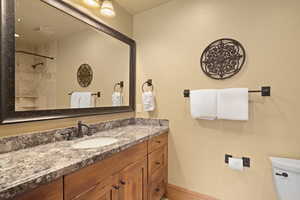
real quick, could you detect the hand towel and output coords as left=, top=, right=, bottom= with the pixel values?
left=190, top=89, right=218, bottom=120
left=78, top=92, right=92, bottom=108
left=71, top=92, right=81, bottom=108
left=142, top=91, right=155, bottom=112
left=112, top=92, right=123, bottom=106
left=70, top=92, right=92, bottom=108
left=217, top=88, right=249, bottom=120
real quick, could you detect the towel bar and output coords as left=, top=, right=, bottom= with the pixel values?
left=183, top=86, right=271, bottom=97
left=68, top=92, right=101, bottom=98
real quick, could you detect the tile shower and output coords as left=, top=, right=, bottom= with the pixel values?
left=15, top=42, right=57, bottom=111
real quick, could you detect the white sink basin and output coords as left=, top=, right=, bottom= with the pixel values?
left=72, top=137, right=118, bottom=149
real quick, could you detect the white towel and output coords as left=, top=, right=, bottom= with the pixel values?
left=190, top=89, right=218, bottom=120
left=71, top=92, right=81, bottom=108
left=217, top=88, right=249, bottom=120
left=112, top=92, right=123, bottom=106
left=70, top=92, right=92, bottom=108
left=142, top=91, right=155, bottom=112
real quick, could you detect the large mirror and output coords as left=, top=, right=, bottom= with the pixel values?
left=0, top=0, right=135, bottom=124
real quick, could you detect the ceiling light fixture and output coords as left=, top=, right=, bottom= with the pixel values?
left=14, top=33, right=20, bottom=38
left=100, top=0, right=116, bottom=17
left=83, top=0, right=100, bottom=8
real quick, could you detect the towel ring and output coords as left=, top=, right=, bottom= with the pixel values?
left=114, top=81, right=124, bottom=92
left=142, top=79, right=154, bottom=92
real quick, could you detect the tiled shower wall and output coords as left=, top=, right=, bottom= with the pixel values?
left=15, top=42, right=57, bottom=111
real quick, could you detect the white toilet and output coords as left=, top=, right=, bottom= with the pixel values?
left=270, top=157, right=300, bottom=200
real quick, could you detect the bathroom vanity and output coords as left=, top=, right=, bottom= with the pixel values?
left=0, top=118, right=169, bottom=200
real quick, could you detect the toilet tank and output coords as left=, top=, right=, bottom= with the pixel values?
left=270, top=157, right=300, bottom=200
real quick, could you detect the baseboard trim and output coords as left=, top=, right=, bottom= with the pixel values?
left=166, top=184, right=218, bottom=200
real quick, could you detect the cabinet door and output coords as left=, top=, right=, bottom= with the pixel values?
left=119, top=158, right=148, bottom=200
left=16, top=178, right=63, bottom=200
left=73, top=176, right=113, bottom=200
left=111, top=174, right=121, bottom=200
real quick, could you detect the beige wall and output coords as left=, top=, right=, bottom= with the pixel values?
left=56, top=29, right=130, bottom=108
left=0, top=0, right=134, bottom=138
left=134, top=0, right=300, bottom=199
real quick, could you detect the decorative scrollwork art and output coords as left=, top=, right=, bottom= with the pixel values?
left=77, top=64, right=93, bottom=87
left=200, top=38, right=246, bottom=80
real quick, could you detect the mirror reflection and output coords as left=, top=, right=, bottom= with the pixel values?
left=15, top=0, right=130, bottom=111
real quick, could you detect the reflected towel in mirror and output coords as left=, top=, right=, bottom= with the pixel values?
left=112, top=92, right=123, bottom=106
left=71, top=92, right=92, bottom=108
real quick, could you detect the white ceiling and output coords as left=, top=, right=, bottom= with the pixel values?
left=15, top=0, right=90, bottom=46
left=114, top=0, right=172, bottom=14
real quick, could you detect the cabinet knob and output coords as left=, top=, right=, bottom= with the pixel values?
left=155, top=188, right=160, bottom=192
left=155, top=161, right=161, bottom=165
left=120, top=180, right=126, bottom=185
left=155, top=141, right=161, bottom=144
left=113, top=185, right=120, bottom=190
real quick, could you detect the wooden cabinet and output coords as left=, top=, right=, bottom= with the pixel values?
left=148, top=134, right=168, bottom=153
left=119, top=158, right=148, bottom=200
left=15, top=133, right=168, bottom=200
left=72, top=176, right=114, bottom=200
left=149, top=178, right=166, bottom=200
left=64, top=142, right=148, bottom=200
left=15, top=178, right=63, bottom=200
left=149, top=146, right=167, bottom=176
left=148, top=134, right=168, bottom=200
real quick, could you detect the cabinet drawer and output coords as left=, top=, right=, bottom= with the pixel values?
left=150, top=165, right=165, bottom=183
left=149, top=178, right=166, bottom=200
left=148, top=133, right=168, bottom=153
left=149, top=146, right=166, bottom=176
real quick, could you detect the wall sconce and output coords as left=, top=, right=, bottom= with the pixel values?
left=82, top=0, right=116, bottom=17
left=83, top=0, right=100, bottom=8
left=100, top=0, right=116, bottom=17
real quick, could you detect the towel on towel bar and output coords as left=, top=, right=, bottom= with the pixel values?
left=217, top=88, right=249, bottom=120
left=190, top=89, right=218, bottom=120
left=71, top=92, right=92, bottom=108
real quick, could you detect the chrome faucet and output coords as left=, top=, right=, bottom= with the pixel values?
left=77, top=121, right=91, bottom=138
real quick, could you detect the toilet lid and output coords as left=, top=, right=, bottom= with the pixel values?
left=270, top=157, right=300, bottom=173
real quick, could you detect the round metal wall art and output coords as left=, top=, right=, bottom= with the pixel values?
left=200, top=38, right=246, bottom=80
left=77, top=64, right=93, bottom=87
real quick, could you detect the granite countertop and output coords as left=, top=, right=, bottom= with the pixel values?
left=0, top=119, right=169, bottom=200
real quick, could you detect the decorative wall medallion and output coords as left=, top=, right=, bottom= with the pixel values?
left=200, top=38, right=246, bottom=80
left=77, top=64, right=93, bottom=87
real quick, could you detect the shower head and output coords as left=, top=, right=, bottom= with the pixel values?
left=32, top=62, right=44, bottom=69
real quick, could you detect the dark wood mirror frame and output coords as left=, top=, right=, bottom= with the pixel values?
left=0, top=0, right=136, bottom=124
